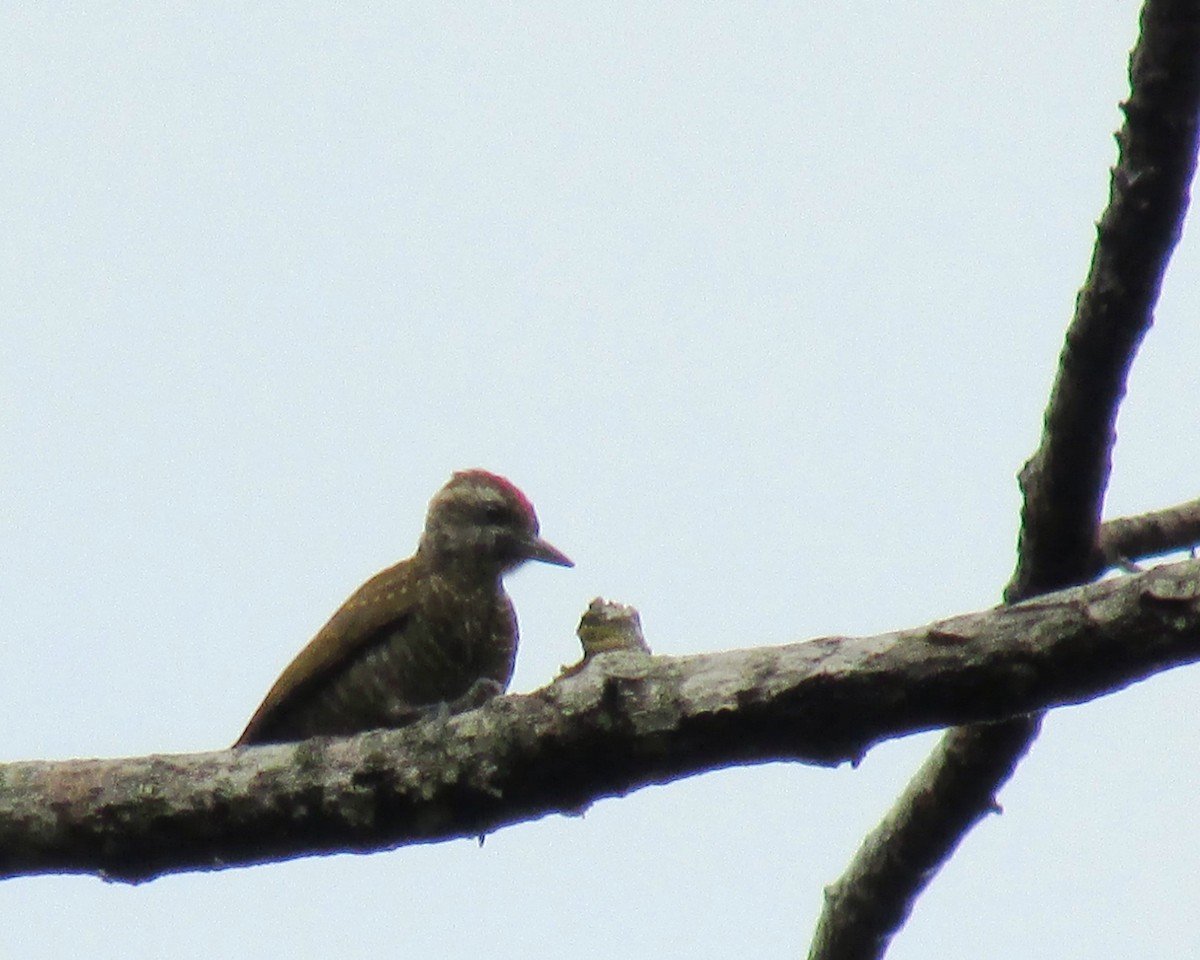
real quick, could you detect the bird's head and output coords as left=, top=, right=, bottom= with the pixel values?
left=419, top=469, right=573, bottom=576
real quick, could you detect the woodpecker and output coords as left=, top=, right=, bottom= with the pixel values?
left=235, top=469, right=572, bottom=746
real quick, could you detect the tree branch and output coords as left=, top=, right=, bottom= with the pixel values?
left=1008, top=0, right=1200, bottom=604
left=806, top=715, right=1042, bottom=960
left=1098, top=497, right=1200, bottom=566
left=806, top=500, right=1200, bottom=960
left=808, top=1, right=1200, bottom=957
left=4, top=559, right=1200, bottom=884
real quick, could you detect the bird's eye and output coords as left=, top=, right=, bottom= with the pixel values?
left=482, top=503, right=509, bottom=524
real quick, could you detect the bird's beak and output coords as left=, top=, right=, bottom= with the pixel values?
left=525, top=536, right=574, bottom=567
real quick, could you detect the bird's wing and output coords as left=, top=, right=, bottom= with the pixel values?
left=234, top=560, right=417, bottom=746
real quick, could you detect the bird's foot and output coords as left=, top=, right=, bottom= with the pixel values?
left=402, top=679, right=505, bottom=727
left=450, top=678, right=505, bottom=712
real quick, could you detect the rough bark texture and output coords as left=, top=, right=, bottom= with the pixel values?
left=808, top=2, right=1200, bottom=957
left=3, top=559, right=1200, bottom=884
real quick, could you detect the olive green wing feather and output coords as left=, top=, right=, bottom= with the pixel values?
left=234, top=560, right=418, bottom=746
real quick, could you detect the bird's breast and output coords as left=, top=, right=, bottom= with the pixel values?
left=296, top=582, right=518, bottom=737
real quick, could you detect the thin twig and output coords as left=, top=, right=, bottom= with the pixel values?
left=1097, top=497, right=1200, bottom=567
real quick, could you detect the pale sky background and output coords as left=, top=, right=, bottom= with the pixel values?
left=4, top=3, right=1200, bottom=958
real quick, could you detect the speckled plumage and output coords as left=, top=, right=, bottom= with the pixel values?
left=235, top=470, right=572, bottom=746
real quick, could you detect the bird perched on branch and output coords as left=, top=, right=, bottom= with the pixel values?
left=235, top=469, right=573, bottom=746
